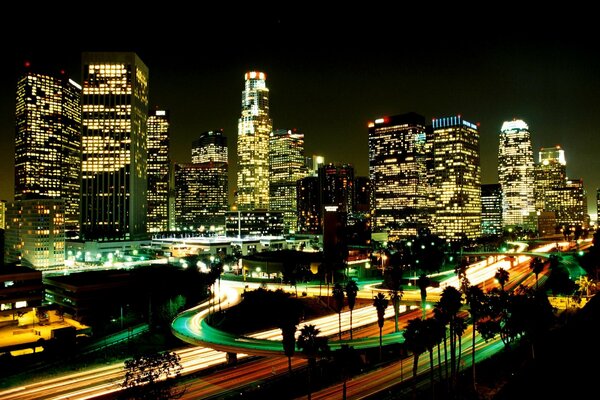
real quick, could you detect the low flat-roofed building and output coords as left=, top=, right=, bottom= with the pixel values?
left=0, top=264, right=43, bottom=321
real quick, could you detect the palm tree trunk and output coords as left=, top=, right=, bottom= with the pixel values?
left=350, top=309, right=353, bottom=339
left=307, top=361, right=312, bottom=400
left=379, top=326, right=383, bottom=361
left=288, top=356, right=292, bottom=375
left=443, top=334, right=448, bottom=383
left=472, top=321, right=477, bottom=392
left=412, top=353, right=419, bottom=399
left=343, top=378, right=347, bottom=400
left=450, top=320, right=456, bottom=384
left=394, top=296, right=399, bottom=332
left=338, top=312, right=342, bottom=340
left=437, top=343, right=443, bottom=384
left=429, top=350, right=435, bottom=399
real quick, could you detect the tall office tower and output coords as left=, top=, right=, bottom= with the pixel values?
left=547, top=178, right=587, bottom=228
left=147, top=110, right=170, bottom=233
left=305, top=155, right=325, bottom=177
left=0, top=200, right=6, bottom=230
left=481, top=184, right=503, bottom=235
left=191, top=129, right=228, bottom=164
left=4, top=199, right=64, bottom=269
left=597, top=188, right=600, bottom=224
left=237, top=71, right=272, bottom=210
left=319, top=163, right=354, bottom=213
left=297, top=176, right=321, bottom=234
left=353, top=177, right=372, bottom=213
left=81, top=53, right=149, bottom=240
left=534, top=146, right=567, bottom=211
left=498, top=119, right=535, bottom=227
left=14, top=70, right=81, bottom=233
left=269, top=129, right=307, bottom=232
left=174, top=163, right=228, bottom=230
left=368, top=113, right=429, bottom=236
left=432, top=116, right=481, bottom=240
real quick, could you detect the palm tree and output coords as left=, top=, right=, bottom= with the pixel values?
left=373, top=292, right=389, bottom=360
left=298, top=324, right=329, bottom=400
left=280, top=320, right=297, bottom=375
left=466, top=285, right=485, bottom=391
left=436, top=286, right=462, bottom=386
left=576, top=275, right=596, bottom=297
left=345, top=280, right=358, bottom=339
left=424, top=318, right=442, bottom=396
left=385, top=259, right=404, bottom=332
left=334, top=344, right=361, bottom=400
left=332, top=283, right=345, bottom=340
left=417, top=274, right=430, bottom=319
left=495, top=267, right=510, bottom=291
left=403, top=317, right=427, bottom=397
left=453, top=315, right=467, bottom=382
left=530, top=257, right=545, bottom=290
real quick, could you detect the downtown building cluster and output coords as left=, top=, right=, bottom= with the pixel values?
left=1, top=55, right=594, bottom=270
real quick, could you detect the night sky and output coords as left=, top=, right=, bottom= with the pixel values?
left=1, top=10, right=599, bottom=215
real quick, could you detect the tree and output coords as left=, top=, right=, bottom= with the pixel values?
left=530, top=257, right=545, bottom=290
left=417, top=274, right=430, bottom=320
left=436, top=286, right=462, bottom=387
left=298, top=325, right=329, bottom=400
left=423, top=318, right=442, bottom=396
left=280, top=320, right=297, bottom=375
left=403, top=317, right=427, bottom=397
left=332, top=283, right=345, bottom=340
left=576, top=275, right=596, bottom=297
left=334, top=345, right=362, bottom=400
left=465, top=285, right=485, bottom=391
left=384, top=256, right=404, bottom=332
left=276, top=296, right=301, bottom=375
left=121, top=351, right=184, bottom=400
left=345, top=280, right=358, bottom=339
left=495, top=267, right=510, bottom=291
left=373, top=293, right=389, bottom=360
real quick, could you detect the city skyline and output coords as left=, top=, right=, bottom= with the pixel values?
left=1, top=15, right=599, bottom=214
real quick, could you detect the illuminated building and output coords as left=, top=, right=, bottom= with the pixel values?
left=498, top=120, right=535, bottom=227
left=319, top=163, right=354, bottom=213
left=174, top=163, right=228, bottom=230
left=432, top=116, right=481, bottom=240
left=546, top=178, right=587, bottom=228
left=353, top=177, right=372, bottom=213
left=481, top=184, right=503, bottom=235
left=147, top=110, right=170, bottom=232
left=81, top=52, right=149, bottom=240
left=305, top=155, right=325, bottom=177
left=14, top=70, right=81, bottom=233
left=237, top=71, right=272, bottom=210
left=269, top=129, right=307, bottom=232
left=225, top=211, right=284, bottom=238
left=4, top=199, right=65, bottom=270
left=192, top=129, right=228, bottom=164
left=296, top=176, right=321, bottom=234
left=534, top=146, right=566, bottom=211
left=0, top=200, right=5, bottom=230
left=368, top=113, right=429, bottom=237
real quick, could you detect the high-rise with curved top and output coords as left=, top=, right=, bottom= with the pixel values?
left=498, top=119, right=535, bottom=227
left=237, top=71, right=272, bottom=210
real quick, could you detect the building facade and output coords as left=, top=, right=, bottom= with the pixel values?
left=147, top=110, right=170, bottom=232
left=81, top=52, right=149, bottom=240
left=319, top=163, right=354, bottom=213
left=225, top=211, right=284, bottom=238
left=481, top=184, right=503, bottom=235
left=191, top=129, right=228, bottom=164
left=534, top=146, right=567, bottom=212
left=14, top=70, right=81, bottom=233
left=432, top=116, right=481, bottom=240
left=0, top=265, right=42, bottom=319
left=4, top=199, right=65, bottom=269
left=269, top=129, right=307, bottom=232
left=368, top=113, right=429, bottom=236
left=174, top=163, right=228, bottom=230
left=297, top=176, right=321, bottom=234
left=498, top=120, right=535, bottom=227
left=237, top=71, right=272, bottom=210
left=546, top=178, right=587, bottom=228
left=0, top=200, right=5, bottom=230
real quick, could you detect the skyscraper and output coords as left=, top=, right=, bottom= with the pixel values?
left=319, top=163, right=354, bottom=213
left=192, top=130, right=228, bottom=164
left=432, top=116, right=481, bottom=240
left=368, top=113, right=429, bottom=236
left=296, top=176, right=321, bottom=234
left=237, top=71, right=272, bottom=210
left=0, top=200, right=5, bottom=230
left=534, top=146, right=566, bottom=211
left=546, top=178, right=587, bottom=228
left=14, top=70, right=81, bottom=233
left=498, top=119, right=535, bottom=227
left=174, top=163, right=228, bottom=230
left=81, top=53, right=149, bottom=240
left=269, top=129, right=307, bottom=232
left=481, top=184, right=503, bottom=235
left=147, top=110, right=170, bottom=233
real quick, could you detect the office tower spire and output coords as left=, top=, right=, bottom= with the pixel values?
left=237, top=71, right=272, bottom=210
left=498, top=119, right=535, bottom=227
left=81, top=52, right=149, bottom=240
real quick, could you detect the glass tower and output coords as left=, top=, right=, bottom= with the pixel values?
left=269, top=129, right=307, bottom=232
left=14, top=71, right=81, bottom=233
left=81, top=52, right=149, bottom=240
left=192, top=130, right=228, bottom=164
left=432, top=116, right=481, bottom=240
left=534, top=146, right=567, bottom=212
left=147, top=110, right=170, bottom=233
left=481, top=184, right=503, bottom=235
left=498, top=120, right=535, bottom=227
left=368, top=112, right=429, bottom=236
left=237, top=71, right=272, bottom=210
